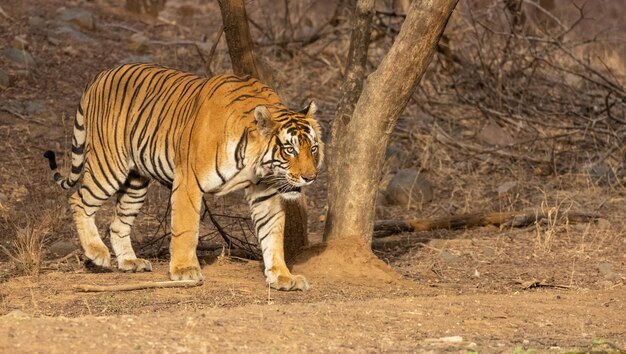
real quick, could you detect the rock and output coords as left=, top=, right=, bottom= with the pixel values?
left=476, top=121, right=513, bottom=147
left=49, top=25, right=94, bottom=44
left=57, top=8, right=96, bottom=31
left=0, top=192, right=7, bottom=203
left=597, top=261, right=620, bottom=281
left=439, top=250, right=460, bottom=264
left=0, top=68, right=10, bottom=88
left=23, top=100, right=47, bottom=115
left=2, top=47, right=35, bottom=68
left=586, top=162, right=616, bottom=186
left=385, top=145, right=408, bottom=171
left=127, top=33, right=150, bottom=54
left=3, top=100, right=49, bottom=117
left=48, top=240, right=78, bottom=257
left=28, top=16, right=45, bottom=27
left=496, top=181, right=517, bottom=194
left=384, top=168, right=433, bottom=207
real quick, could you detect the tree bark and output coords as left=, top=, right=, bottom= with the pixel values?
left=332, top=0, right=375, bottom=129
left=217, top=0, right=261, bottom=78
left=217, top=0, right=308, bottom=262
left=324, top=0, right=459, bottom=246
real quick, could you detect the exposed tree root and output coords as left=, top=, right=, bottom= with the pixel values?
left=74, top=280, right=203, bottom=292
left=291, top=239, right=408, bottom=286
left=374, top=209, right=600, bottom=238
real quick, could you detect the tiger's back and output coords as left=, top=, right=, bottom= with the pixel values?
left=80, top=63, right=285, bottom=189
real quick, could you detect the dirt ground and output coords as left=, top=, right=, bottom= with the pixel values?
left=1, top=0, right=625, bottom=353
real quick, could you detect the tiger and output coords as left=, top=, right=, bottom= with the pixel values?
left=43, top=63, right=323, bottom=291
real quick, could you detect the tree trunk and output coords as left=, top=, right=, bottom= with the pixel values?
left=217, top=0, right=261, bottom=78
left=324, top=0, right=459, bottom=247
left=217, top=0, right=308, bottom=262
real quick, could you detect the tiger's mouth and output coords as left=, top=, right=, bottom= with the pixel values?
left=277, top=184, right=301, bottom=194
left=260, top=175, right=302, bottom=195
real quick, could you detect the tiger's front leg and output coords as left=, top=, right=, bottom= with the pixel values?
left=246, top=185, right=309, bottom=291
left=168, top=175, right=204, bottom=281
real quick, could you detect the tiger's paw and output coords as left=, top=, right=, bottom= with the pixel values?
left=118, top=258, right=152, bottom=272
left=84, top=243, right=111, bottom=268
left=169, top=264, right=204, bottom=281
left=267, top=273, right=309, bottom=291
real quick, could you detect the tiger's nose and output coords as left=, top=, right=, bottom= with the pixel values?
left=301, top=174, right=317, bottom=183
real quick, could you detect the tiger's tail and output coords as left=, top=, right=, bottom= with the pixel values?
left=43, top=104, right=87, bottom=190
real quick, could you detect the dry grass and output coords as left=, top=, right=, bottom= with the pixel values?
left=1, top=213, right=54, bottom=278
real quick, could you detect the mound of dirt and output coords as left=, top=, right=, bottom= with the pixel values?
left=293, top=239, right=403, bottom=286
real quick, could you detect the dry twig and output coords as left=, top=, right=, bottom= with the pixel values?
left=74, top=280, right=203, bottom=292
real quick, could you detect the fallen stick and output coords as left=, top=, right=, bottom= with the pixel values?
left=374, top=210, right=600, bottom=238
left=45, top=249, right=82, bottom=265
left=74, top=280, right=203, bottom=292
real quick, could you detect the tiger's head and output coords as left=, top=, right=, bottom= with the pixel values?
left=254, top=102, right=324, bottom=198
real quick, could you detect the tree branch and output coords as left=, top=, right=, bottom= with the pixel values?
left=74, top=280, right=203, bottom=292
left=374, top=210, right=601, bottom=238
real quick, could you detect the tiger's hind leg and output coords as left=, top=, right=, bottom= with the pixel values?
left=70, top=167, right=122, bottom=269
left=109, top=171, right=152, bottom=272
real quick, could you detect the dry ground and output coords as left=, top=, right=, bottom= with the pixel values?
left=1, top=0, right=625, bottom=353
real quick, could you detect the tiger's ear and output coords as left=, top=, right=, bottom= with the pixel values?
left=299, top=101, right=317, bottom=117
left=254, top=105, right=275, bottom=137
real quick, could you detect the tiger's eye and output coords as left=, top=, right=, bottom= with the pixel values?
left=285, top=147, right=295, bottom=155
left=311, top=145, right=318, bottom=153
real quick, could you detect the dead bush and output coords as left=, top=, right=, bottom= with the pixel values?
left=1, top=214, right=53, bottom=278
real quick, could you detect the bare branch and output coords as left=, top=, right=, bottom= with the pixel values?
left=74, top=280, right=203, bottom=292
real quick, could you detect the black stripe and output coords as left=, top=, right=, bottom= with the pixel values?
left=225, top=94, right=257, bottom=108
left=252, top=192, right=277, bottom=205
left=117, top=219, right=133, bottom=227
left=215, top=146, right=226, bottom=184
left=71, top=144, right=84, bottom=155
left=259, top=232, right=270, bottom=244
left=74, top=118, right=84, bottom=131
left=191, top=165, right=208, bottom=193
left=226, top=79, right=256, bottom=93
left=80, top=195, right=101, bottom=209
left=71, top=164, right=83, bottom=174
left=123, top=199, right=145, bottom=205
left=234, top=128, right=248, bottom=170
left=82, top=185, right=109, bottom=201
left=255, top=211, right=280, bottom=235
